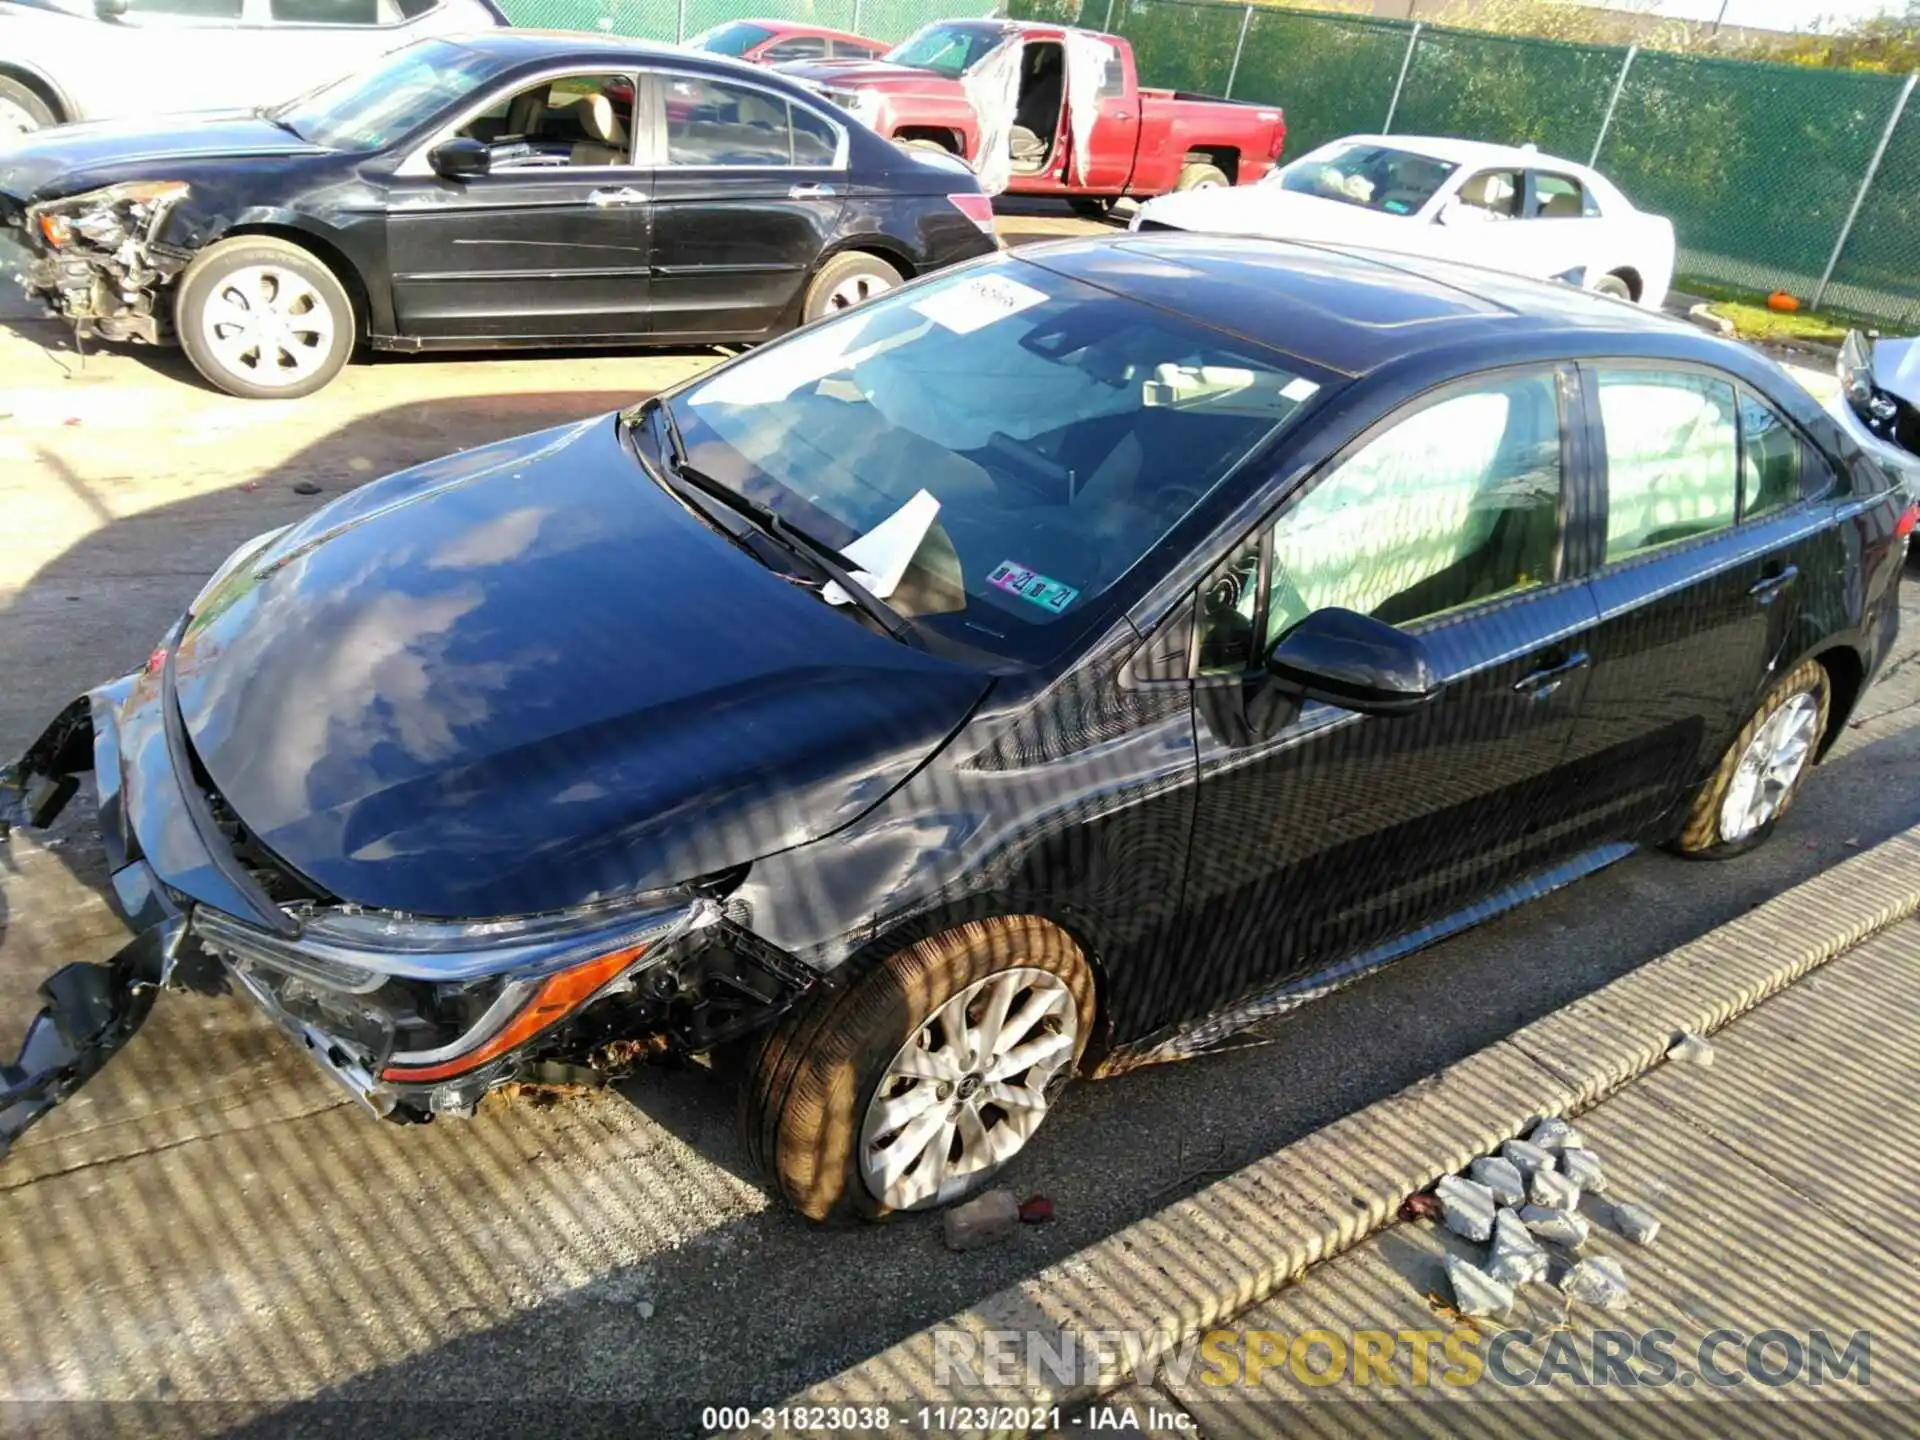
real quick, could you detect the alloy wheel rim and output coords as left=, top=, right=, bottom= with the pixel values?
left=0, top=97, right=39, bottom=140
left=859, top=966, right=1077, bottom=1212
left=1719, top=691, right=1820, bottom=841
left=826, top=272, right=892, bottom=312
left=200, top=265, right=336, bottom=387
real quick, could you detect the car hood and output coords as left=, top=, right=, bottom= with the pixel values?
left=169, top=414, right=991, bottom=919
left=1876, top=335, right=1920, bottom=409
left=1139, top=184, right=1415, bottom=243
left=0, top=112, right=326, bottom=203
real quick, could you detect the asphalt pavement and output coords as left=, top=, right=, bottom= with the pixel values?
left=1, top=213, right=1916, bottom=1435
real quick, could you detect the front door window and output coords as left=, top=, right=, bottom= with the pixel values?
left=454, top=73, right=637, bottom=169
left=1198, top=372, right=1564, bottom=673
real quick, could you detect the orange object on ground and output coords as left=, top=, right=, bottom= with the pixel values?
left=1768, top=290, right=1801, bottom=312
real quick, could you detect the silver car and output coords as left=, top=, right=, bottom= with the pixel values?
left=0, top=0, right=508, bottom=138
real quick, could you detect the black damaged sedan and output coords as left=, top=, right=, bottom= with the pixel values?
left=3, top=237, right=1911, bottom=1221
left=0, top=32, right=997, bottom=399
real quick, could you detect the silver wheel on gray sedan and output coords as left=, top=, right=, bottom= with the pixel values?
left=177, top=236, right=355, bottom=400
left=1718, top=690, right=1820, bottom=842
left=0, top=78, right=54, bottom=138
left=860, top=966, right=1078, bottom=1212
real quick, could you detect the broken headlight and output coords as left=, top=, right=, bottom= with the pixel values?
left=196, top=897, right=716, bottom=1087
left=31, top=180, right=188, bottom=252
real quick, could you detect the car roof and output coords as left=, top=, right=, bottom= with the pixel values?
left=1010, top=233, right=1716, bottom=381
left=1325, top=133, right=1592, bottom=176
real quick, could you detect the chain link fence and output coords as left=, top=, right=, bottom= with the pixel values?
left=496, top=0, right=991, bottom=48
left=1007, top=0, right=1920, bottom=329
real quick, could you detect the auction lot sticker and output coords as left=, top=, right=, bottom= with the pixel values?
left=914, top=273, right=1050, bottom=335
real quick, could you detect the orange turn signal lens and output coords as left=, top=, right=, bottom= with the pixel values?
left=36, top=213, right=70, bottom=248
left=379, top=944, right=647, bottom=1084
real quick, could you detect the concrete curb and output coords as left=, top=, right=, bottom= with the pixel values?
left=783, top=825, right=1920, bottom=1416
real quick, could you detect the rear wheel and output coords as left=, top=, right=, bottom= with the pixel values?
left=740, top=916, right=1096, bottom=1223
left=0, top=77, right=55, bottom=139
left=176, top=236, right=354, bottom=399
left=1176, top=161, right=1230, bottom=192
left=1069, top=196, right=1115, bottom=220
left=1672, top=658, right=1829, bottom=859
left=802, top=251, right=903, bottom=324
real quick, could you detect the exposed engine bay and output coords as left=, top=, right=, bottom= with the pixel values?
left=10, top=181, right=193, bottom=345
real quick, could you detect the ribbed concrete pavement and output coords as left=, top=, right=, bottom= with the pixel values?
left=1117, top=919, right=1920, bottom=1434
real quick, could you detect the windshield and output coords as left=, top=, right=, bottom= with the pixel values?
left=1271, top=142, right=1458, bottom=216
left=884, top=22, right=1010, bottom=76
left=662, top=260, right=1326, bottom=661
left=275, top=40, right=502, bottom=152
left=688, top=21, right=774, bottom=56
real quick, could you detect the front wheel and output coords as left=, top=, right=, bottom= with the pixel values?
left=1593, top=272, right=1634, bottom=301
left=1672, top=657, right=1830, bottom=859
left=740, top=916, right=1096, bottom=1223
left=802, top=251, right=903, bottom=324
left=175, top=236, right=354, bottom=400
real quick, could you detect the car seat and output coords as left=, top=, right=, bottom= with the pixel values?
left=553, top=93, right=630, bottom=165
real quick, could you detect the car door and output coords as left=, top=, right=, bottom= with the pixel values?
left=1558, top=363, right=1834, bottom=838
left=234, top=0, right=424, bottom=106
left=1431, top=166, right=1534, bottom=273
left=76, top=0, right=261, bottom=117
left=1519, top=170, right=1608, bottom=286
left=1171, top=367, right=1603, bottom=1032
left=1063, top=29, right=1137, bottom=192
left=645, top=70, right=849, bottom=340
left=384, top=69, right=653, bottom=342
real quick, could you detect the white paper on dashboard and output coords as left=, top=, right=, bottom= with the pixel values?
left=821, top=488, right=941, bottom=606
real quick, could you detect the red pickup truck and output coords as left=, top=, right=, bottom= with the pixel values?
left=782, top=20, right=1286, bottom=208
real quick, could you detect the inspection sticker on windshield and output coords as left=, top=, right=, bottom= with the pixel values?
left=988, top=560, right=1079, bottom=614
left=913, top=273, right=1049, bottom=335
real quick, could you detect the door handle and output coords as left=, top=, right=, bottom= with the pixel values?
left=788, top=182, right=838, bottom=199
left=588, top=186, right=648, bottom=207
left=1513, top=650, right=1590, bottom=698
left=1748, top=564, right=1799, bottom=605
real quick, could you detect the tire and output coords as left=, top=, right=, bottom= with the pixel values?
left=1176, top=161, right=1231, bottom=192
left=900, top=137, right=954, bottom=155
left=1672, top=657, right=1830, bottom=859
left=802, top=250, right=904, bottom=324
left=0, top=76, right=56, bottom=138
left=1594, top=272, right=1634, bottom=301
left=175, top=236, right=354, bottom=400
left=1068, top=196, right=1115, bottom=221
left=740, top=916, right=1097, bottom=1224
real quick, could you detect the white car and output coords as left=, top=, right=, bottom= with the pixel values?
left=1133, top=134, right=1676, bottom=310
left=0, top=0, right=506, bottom=139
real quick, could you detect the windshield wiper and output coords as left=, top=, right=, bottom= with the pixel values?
left=630, top=399, right=921, bottom=649
left=250, top=105, right=304, bottom=140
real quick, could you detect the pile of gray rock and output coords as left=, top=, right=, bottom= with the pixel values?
left=1428, top=1117, right=1660, bottom=1320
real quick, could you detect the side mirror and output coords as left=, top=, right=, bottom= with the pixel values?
left=95, top=0, right=128, bottom=16
left=1265, top=607, right=1437, bottom=715
left=1434, top=198, right=1461, bottom=226
left=428, top=137, right=490, bottom=181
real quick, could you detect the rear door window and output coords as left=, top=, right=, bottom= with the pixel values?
left=1737, top=388, right=1833, bottom=521
left=1530, top=173, right=1593, bottom=219
left=1596, top=369, right=1739, bottom=562
left=762, top=37, right=829, bottom=62
left=270, top=0, right=380, bottom=21
left=663, top=76, right=796, bottom=166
